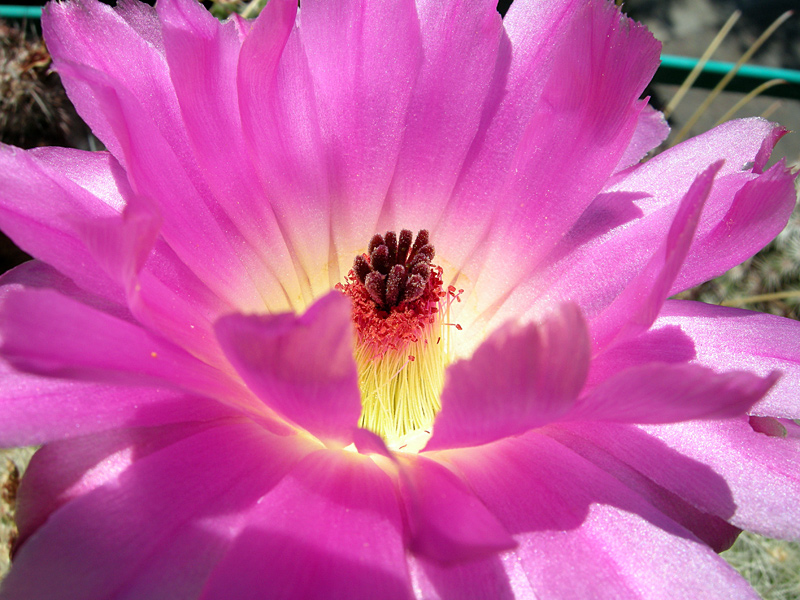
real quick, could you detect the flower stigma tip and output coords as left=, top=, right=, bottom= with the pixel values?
left=336, top=229, right=462, bottom=451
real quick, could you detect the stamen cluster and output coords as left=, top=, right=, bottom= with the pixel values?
left=353, top=229, right=435, bottom=311
left=337, top=229, right=463, bottom=443
left=337, top=229, right=450, bottom=359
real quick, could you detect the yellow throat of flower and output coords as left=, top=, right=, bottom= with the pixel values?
left=337, top=229, right=461, bottom=450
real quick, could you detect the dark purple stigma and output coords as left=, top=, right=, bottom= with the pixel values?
left=353, top=229, right=435, bottom=311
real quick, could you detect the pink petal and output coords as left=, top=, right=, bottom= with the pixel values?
left=78, top=193, right=162, bottom=300
left=544, top=422, right=741, bottom=553
left=129, top=239, right=237, bottom=371
left=585, top=323, right=697, bottom=391
left=398, top=454, right=515, bottom=563
left=238, top=0, right=335, bottom=296
left=200, top=449, right=411, bottom=600
left=641, top=417, right=800, bottom=540
left=438, top=0, right=660, bottom=332
left=112, top=433, right=318, bottom=600
left=23, top=146, right=128, bottom=212
left=610, top=119, right=785, bottom=216
left=0, top=259, right=233, bottom=384
left=299, top=0, right=422, bottom=262
left=42, top=0, right=167, bottom=162
left=443, top=433, right=759, bottom=598
left=0, top=260, right=132, bottom=322
left=215, top=292, right=362, bottom=446
left=156, top=0, right=315, bottom=305
left=672, top=160, right=796, bottom=293
left=781, top=418, right=800, bottom=439
left=60, top=59, right=292, bottom=313
left=4, top=421, right=314, bottom=600
left=15, top=420, right=229, bottom=546
left=589, top=161, right=721, bottom=350
left=0, top=145, right=126, bottom=306
left=568, top=363, right=777, bottom=424
left=0, top=260, right=234, bottom=448
left=428, top=304, right=589, bottom=450
left=0, top=287, right=251, bottom=409
left=408, top=552, right=532, bottom=600
left=0, top=147, right=233, bottom=369
left=657, top=300, right=800, bottom=418
left=44, top=0, right=297, bottom=314
left=613, top=103, right=670, bottom=172
left=377, top=0, right=503, bottom=234
left=500, top=118, right=791, bottom=339
left=603, top=118, right=792, bottom=297
left=0, top=359, right=232, bottom=448
left=352, top=428, right=392, bottom=458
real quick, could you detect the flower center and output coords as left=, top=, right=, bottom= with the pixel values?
left=337, top=229, right=461, bottom=449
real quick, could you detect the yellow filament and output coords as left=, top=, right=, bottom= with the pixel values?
left=355, top=316, right=448, bottom=445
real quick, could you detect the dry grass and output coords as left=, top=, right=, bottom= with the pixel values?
left=723, top=532, right=800, bottom=600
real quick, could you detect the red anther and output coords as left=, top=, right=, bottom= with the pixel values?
left=409, top=262, right=431, bottom=281
left=410, top=229, right=429, bottom=259
left=409, top=244, right=435, bottom=267
left=368, top=233, right=385, bottom=254
left=403, top=274, right=426, bottom=303
left=353, top=229, right=436, bottom=311
left=365, top=271, right=386, bottom=306
left=338, top=230, right=461, bottom=358
left=384, top=231, right=398, bottom=264
left=353, top=254, right=371, bottom=283
left=371, top=244, right=391, bottom=275
left=397, top=229, right=413, bottom=265
left=385, top=264, right=406, bottom=307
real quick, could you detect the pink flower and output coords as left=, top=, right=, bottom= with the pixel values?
left=0, top=0, right=798, bottom=597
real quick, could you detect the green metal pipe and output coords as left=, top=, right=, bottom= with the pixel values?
left=0, top=5, right=42, bottom=18
left=655, top=54, right=800, bottom=100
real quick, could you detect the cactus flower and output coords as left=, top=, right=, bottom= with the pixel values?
left=0, top=0, right=798, bottom=598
